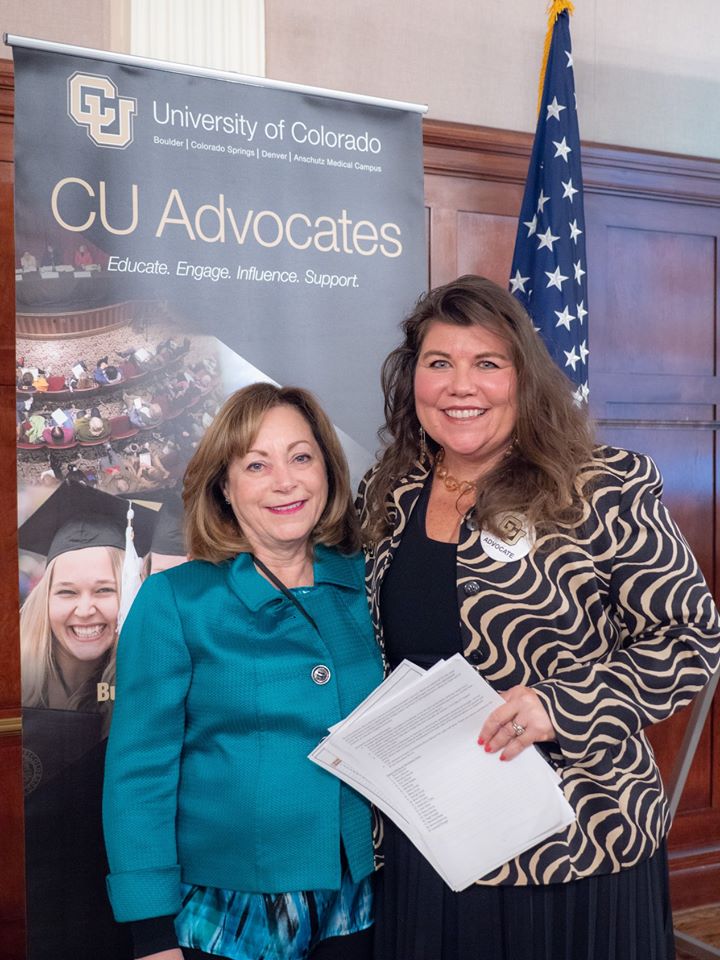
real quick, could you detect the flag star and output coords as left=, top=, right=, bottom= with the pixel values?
left=537, top=190, right=550, bottom=213
left=546, top=96, right=566, bottom=121
left=554, top=306, right=575, bottom=330
left=569, top=219, right=582, bottom=243
left=545, top=266, right=569, bottom=290
left=553, top=137, right=572, bottom=162
left=510, top=269, right=530, bottom=293
left=579, top=340, right=589, bottom=363
left=564, top=346, right=580, bottom=371
left=565, top=50, right=573, bottom=68
left=562, top=177, right=579, bottom=202
left=523, top=214, right=538, bottom=237
left=574, top=259, right=586, bottom=283
left=573, top=382, right=590, bottom=404
left=537, top=227, right=560, bottom=251
left=576, top=300, right=588, bottom=323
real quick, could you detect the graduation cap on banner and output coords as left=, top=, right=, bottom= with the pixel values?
left=19, top=482, right=157, bottom=563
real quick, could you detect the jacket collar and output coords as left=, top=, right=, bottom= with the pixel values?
left=227, top=544, right=356, bottom=612
left=389, top=457, right=433, bottom=514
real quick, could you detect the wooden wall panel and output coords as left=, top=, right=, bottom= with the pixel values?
left=601, top=228, right=715, bottom=377
left=456, top=211, right=518, bottom=288
left=424, top=170, right=523, bottom=287
left=0, top=58, right=23, bottom=960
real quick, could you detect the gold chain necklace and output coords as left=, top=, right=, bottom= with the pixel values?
left=434, top=448, right=478, bottom=497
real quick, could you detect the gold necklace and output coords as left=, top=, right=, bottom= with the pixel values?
left=434, top=448, right=478, bottom=497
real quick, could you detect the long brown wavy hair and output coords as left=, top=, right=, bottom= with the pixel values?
left=361, top=275, right=596, bottom=543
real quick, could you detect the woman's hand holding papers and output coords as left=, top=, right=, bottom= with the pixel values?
left=478, top=685, right=555, bottom=761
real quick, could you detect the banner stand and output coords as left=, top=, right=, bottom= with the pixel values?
left=4, top=33, right=427, bottom=115
left=12, top=36, right=427, bottom=959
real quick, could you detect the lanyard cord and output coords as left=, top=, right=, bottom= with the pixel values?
left=252, top=555, right=320, bottom=635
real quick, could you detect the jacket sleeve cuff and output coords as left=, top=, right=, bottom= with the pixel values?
left=106, top=864, right=182, bottom=922
left=533, top=679, right=597, bottom=763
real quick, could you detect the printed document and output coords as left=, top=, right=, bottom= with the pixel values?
left=309, top=654, right=575, bottom=891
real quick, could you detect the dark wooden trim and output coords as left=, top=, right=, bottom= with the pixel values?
left=0, top=718, right=21, bottom=736
left=423, top=118, right=720, bottom=206
left=591, top=373, right=720, bottom=406
left=0, top=59, right=14, bottom=119
left=669, top=845, right=720, bottom=911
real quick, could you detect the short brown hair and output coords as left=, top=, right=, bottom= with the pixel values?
left=362, top=275, right=595, bottom=542
left=183, top=383, right=359, bottom=562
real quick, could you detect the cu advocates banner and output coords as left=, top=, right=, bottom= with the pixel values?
left=13, top=42, right=425, bottom=960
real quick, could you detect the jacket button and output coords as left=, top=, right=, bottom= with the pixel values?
left=467, top=650, right=483, bottom=665
left=463, top=580, right=481, bottom=596
left=311, top=664, right=332, bottom=685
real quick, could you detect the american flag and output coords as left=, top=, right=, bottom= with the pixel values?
left=509, top=8, right=588, bottom=402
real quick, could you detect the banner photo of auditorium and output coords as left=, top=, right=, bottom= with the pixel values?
left=13, top=43, right=426, bottom=960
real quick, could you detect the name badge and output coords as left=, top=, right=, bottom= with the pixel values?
left=480, top=513, right=534, bottom=563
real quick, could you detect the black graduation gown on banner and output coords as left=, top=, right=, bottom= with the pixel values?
left=23, top=707, right=133, bottom=960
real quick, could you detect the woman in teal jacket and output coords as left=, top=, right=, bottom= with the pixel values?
left=103, top=383, right=383, bottom=960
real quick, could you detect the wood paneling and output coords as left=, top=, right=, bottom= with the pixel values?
left=0, top=57, right=24, bottom=960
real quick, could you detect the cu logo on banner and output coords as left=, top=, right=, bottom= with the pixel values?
left=67, top=71, right=137, bottom=149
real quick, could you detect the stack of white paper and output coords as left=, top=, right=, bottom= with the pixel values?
left=309, top=654, right=575, bottom=891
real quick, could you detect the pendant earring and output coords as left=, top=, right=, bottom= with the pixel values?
left=419, top=425, right=427, bottom=462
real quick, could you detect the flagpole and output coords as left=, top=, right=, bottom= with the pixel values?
left=537, top=1, right=576, bottom=116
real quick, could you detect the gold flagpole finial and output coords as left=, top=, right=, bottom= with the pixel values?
left=537, top=0, right=575, bottom=116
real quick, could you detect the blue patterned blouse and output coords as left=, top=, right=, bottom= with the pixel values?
left=175, top=869, right=373, bottom=960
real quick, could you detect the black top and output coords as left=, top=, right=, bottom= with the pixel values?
left=380, top=477, right=463, bottom=669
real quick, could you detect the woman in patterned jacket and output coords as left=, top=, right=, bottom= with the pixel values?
left=357, top=274, right=720, bottom=960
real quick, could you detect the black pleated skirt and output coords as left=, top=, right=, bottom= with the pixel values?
left=374, top=819, right=675, bottom=960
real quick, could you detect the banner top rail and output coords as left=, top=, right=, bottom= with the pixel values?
left=3, top=33, right=428, bottom=115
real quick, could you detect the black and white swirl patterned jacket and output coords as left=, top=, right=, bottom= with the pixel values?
left=357, top=445, right=720, bottom=885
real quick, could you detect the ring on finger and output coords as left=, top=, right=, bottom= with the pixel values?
left=511, top=719, right=526, bottom=738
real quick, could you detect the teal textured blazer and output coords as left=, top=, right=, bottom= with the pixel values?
left=103, top=546, right=383, bottom=922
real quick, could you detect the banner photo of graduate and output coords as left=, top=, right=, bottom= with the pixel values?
left=13, top=41, right=426, bottom=960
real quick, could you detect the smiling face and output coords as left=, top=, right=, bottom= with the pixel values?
left=222, top=404, right=329, bottom=559
left=48, top=546, right=119, bottom=667
left=414, top=320, right=518, bottom=477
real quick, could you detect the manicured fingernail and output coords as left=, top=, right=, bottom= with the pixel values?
left=477, top=737, right=484, bottom=746
left=499, top=754, right=507, bottom=761
left=484, top=743, right=492, bottom=753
